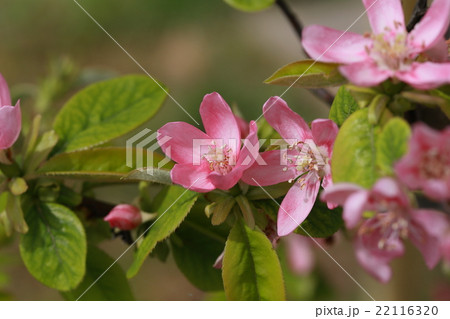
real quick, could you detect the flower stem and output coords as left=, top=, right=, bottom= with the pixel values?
left=276, top=0, right=303, bottom=41
left=275, top=0, right=335, bottom=106
left=406, top=0, right=428, bottom=32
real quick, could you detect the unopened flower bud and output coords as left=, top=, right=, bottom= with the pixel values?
left=104, top=204, right=142, bottom=230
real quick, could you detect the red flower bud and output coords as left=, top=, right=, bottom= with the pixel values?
left=104, top=204, right=142, bottom=230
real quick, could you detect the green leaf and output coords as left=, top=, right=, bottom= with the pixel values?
left=127, top=186, right=198, bottom=278
left=246, top=183, right=291, bottom=200
left=265, top=60, right=346, bottom=89
left=37, top=147, right=172, bottom=181
left=53, top=75, right=167, bottom=152
left=171, top=205, right=227, bottom=292
left=223, top=218, right=285, bottom=300
left=332, top=108, right=379, bottom=188
left=329, top=86, right=359, bottom=126
left=294, top=199, right=343, bottom=238
left=62, top=246, right=134, bottom=301
left=224, top=0, right=275, bottom=12
left=19, top=202, right=86, bottom=291
left=376, top=117, right=411, bottom=176
left=124, top=167, right=173, bottom=185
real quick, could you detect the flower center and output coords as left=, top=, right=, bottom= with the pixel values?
left=283, top=140, right=328, bottom=184
left=367, top=31, right=414, bottom=71
left=420, top=148, right=450, bottom=180
left=202, top=143, right=235, bottom=175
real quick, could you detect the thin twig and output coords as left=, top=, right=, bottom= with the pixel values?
left=275, top=0, right=335, bottom=107
left=406, top=0, right=428, bottom=32
left=276, top=0, right=303, bottom=41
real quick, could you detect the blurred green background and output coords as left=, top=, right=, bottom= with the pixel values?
left=0, top=0, right=448, bottom=301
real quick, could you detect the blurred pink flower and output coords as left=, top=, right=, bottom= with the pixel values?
left=158, top=92, right=259, bottom=192
left=104, top=204, right=142, bottom=230
left=395, top=123, right=450, bottom=201
left=322, top=177, right=448, bottom=283
left=0, top=73, right=21, bottom=150
left=286, top=234, right=315, bottom=276
left=442, top=232, right=450, bottom=264
left=302, top=0, right=450, bottom=89
left=242, top=97, right=338, bottom=236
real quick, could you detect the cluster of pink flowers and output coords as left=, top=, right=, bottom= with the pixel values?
left=150, top=0, right=450, bottom=283
left=157, top=93, right=338, bottom=237
left=322, top=123, right=450, bottom=282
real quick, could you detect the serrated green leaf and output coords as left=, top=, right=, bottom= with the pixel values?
left=223, top=218, right=285, bottom=300
left=53, top=75, right=167, bottom=152
left=20, top=201, right=86, bottom=291
left=376, top=117, right=411, bottom=176
left=37, top=147, right=172, bottom=181
left=224, top=0, right=275, bottom=12
left=329, top=86, right=359, bottom=126
left=127, top=186, right=198, bottom=278
left=62, top=246, right=134, bottom=301
left=294, top=199, right=343, bottom=238
left=265, top=60, right=346, bottom=89
left=123, top=167, right=173, bottom=185
left=332, top=108, right=379, bottom=188
left=171, top=205, right=227, bottom=292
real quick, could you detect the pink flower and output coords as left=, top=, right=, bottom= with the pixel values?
left=322, top=178, right=449, bottom=282
left=104, top=204, right=142, bottom=230
left=302, top=0, right=450, bottom=89
left=0, top=73, right=21, bottom=149
left=286, top=234, right=315, bottom=276
left=395, top=123, right=450, bottom=201
left=242, top=97, right=338, bottom=236
left=442, top=232, right=450, bottom=265
left=158, top=92, right=259, bottom=192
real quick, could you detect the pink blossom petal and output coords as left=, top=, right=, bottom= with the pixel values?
left=311, top=119, right=339, bottom=154
left=409, top=220, right=442, bottom=269
left=355, top=218, right=405, bottom=283
left=236, top=121, right=259, bottom=168
left=362, top=0, right=405, bottom=35
left=355, top=236, right=400, bottom=283
left=208, top=167, right=243, bottom=191
left=343, top=190, right=369, bottom=229
left=410, top=209, right=448, bottom=269
left=199, top=92, right=241, bottom=154
left=0, top=74, right=11, bottom=106
left=235, top=115, right=250, bottom=137
left=412, top=210, right=449, bottom=239
left=0, top=101, right=22, bottom=150
left=302, top=25, right=371, bottom=63
left=158, top=122, right=211, bottom=165
left=241, top=150, right=298, bottom=186
left=408, top=0, right=450, bottom=51
left=395, top=62, right=450, bottom=90
left=339, top=61, right=391, bottom=87
left=423, top=38, right=449, bottom=62
left=286, top=234, right=314, bottom=275
left=170, top=163, right=215, bottom=193
left=320, top=183, right=364, bottom=206
left=372, top=177, right=402, bottom=198
left=263, top=97, right=312, bottom=142
left=394, top=158, right=421, bottom=189
left=422, top=179, right=450, bottom=201
left=277, top=178, right=320, bottom=236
